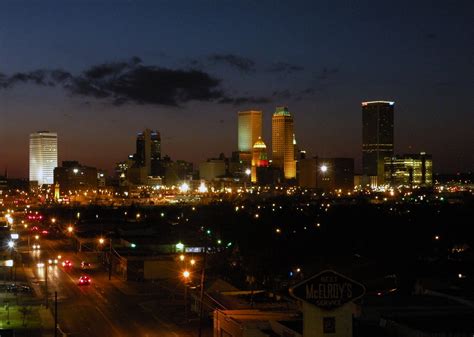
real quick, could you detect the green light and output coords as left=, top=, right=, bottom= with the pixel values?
left=206, top=229, right=211, bottom=235
left=176, top=242, right=184, bottom=250
left=227, top=242, right=232, bottom=247
left=130, top=243, right=136, bottom=248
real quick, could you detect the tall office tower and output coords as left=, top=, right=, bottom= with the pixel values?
left=135, top=129, right=161, bottom=176
left=272, top=106, right=296, bottom=179
left=238, top=110, right=262, bottom=152
left=29, top=131, right=58, bottom=185
left=362, top=101, right=394, bottom=183
left=251, top=137, right=269, bottom=183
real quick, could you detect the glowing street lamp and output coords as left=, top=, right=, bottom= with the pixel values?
left=245, top=168, right=251, bottom=176
left=176, top=242, right=184, bottom=252
left=182, top=269, right=191, bottom=323
left=67, top=226, right=74, bottom=233
left=320, top=164, right=328, bottom=173
left=7, top=241, right=14, bottom=249
left=99, top=238, right=105, bottom=245
left=179, top=254, right=185, bottom=261
left=179, top=182, right=190, bottom=193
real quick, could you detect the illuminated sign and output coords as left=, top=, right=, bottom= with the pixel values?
left=185, top=247, right=205, bottom=253
left=290, top=270, right=365, bottom=310
left=10, top=233, right=19, bottom=240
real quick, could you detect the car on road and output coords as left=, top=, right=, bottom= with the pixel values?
left=62, top=260, right=72, bottom=268
left=48, top=259, right=58, bottom=265
left=81, top=261, right=91, bottom=269
left=32, top=244, right=41, bottom=250
left=78, top=275, right=91, bottom=285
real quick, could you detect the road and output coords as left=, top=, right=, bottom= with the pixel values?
left=23, top=235, right=196, bottom=337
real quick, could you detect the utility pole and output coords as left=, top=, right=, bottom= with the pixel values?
left=45, top=264, right=48, bottom=308
left=54, top=291, right=58, bottom=337
left=108, top=239, right=112, bottom=281
left=198, top=245, right=207, bottom=337
left=184, top=282, right=188, bottom=323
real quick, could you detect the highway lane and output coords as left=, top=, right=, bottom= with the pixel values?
left=29, top=237, right=190, bottom=337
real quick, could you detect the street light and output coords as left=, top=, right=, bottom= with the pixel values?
left=99, top=238, right=105, bottom=245
left=320, top=164, right=328, bottom=173
left=67, top=226, right=74, bottom=233
left=182, top=270, right=190, bottom=323
left=7, top=241, right=14, bottom=249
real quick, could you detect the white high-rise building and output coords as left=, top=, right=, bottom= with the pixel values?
left=29, top=131, right=58, bottom=185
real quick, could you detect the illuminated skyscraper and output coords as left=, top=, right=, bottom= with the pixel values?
left=272, top=106, right=296, bottom=179
left=238, top=110, right=262, bottom=152
left=251, top=137, right=269, bottom=183
left=29, top=131, right=58, bottom=185
left=362, top=101, right=394, bottom=182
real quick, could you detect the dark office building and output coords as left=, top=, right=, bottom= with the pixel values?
left=135, top=129, right=161, bottom=176
left=298, top=158, right=318, bottom=188
left=317, top=158, right=354, bottom=192
left=362, top=101, right=394, bottom=184
left=54, top=161, right=98, bottom=194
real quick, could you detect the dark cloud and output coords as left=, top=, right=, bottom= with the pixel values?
left=271, top=87, right=318, bottom=101
left=267, top=62, right=304, bottom=73
left=208, top=53, right=256, bottom=73
left=218, top=96, right=270, bottom=105
left=272, top=89, right=293, bottom=99
left=315, top=67, right=339, bottom=80
left=0, top=57, right=269, bottom=106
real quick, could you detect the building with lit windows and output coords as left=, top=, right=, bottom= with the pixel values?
left=272, top=106, right=296, bottom=180
left=384, top=152, right=433, bottom=187
left=362, top=101, right=394, bottom=185
left=29, top=131, right=58, bottom=186
left=251, top=137, right=269, bottom=183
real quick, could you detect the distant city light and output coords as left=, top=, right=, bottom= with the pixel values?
left=198, top=182, right=208, bottom=193
left=320, top=165, right=328, bottom=173
left=179, top=182, right=190, bottom=193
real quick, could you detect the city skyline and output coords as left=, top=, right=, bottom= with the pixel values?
left=0, top=1, right=472, bottom=177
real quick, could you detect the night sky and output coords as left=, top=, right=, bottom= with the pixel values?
left=0, top=0, right=472, bottom=178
